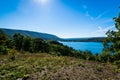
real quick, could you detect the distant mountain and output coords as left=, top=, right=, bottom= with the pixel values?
left=0, top=28, right=105, bottom=42
left=1, top=28, right=61, bottom=41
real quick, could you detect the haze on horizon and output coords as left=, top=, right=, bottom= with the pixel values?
left=0, top=0, right=120, bottom=38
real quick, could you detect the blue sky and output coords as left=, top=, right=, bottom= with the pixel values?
left=0, top=0, right=120, bottom=38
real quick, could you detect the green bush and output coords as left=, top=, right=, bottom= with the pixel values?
left=102, top=10, right=120, bottom=64
left=8, top=48, right=18, bottom=61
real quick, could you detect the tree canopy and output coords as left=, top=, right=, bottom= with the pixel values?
left=102, top=11, right=120, bottom=63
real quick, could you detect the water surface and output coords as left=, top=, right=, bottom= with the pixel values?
left=60, top=42, right=104, bottom=54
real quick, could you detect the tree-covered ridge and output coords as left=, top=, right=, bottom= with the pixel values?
left=1, top=28, right=61, bottom=40
left=62, top=37, right=105, bottom=42
left=1, top=28, right=105, bottom=42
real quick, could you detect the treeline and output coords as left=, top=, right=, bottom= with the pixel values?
left=0, top=30, right=96, bottom=61
left=0, top=30, right=71, bottom=55
left=62, top=37, right=105, bottom=42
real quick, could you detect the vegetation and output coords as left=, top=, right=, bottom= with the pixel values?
left=0, top=54, right=120, bottom=80
left=0, top=29, right=9, bottom=55
left=0, top=29, right=95, bottom=61
left=98, top=11, right=120, bottom=67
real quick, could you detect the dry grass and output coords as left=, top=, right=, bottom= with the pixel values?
left=0, top=53, right=120, bottom=80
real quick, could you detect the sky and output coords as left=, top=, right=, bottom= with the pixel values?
left=0, top=0, right=120, bottom=38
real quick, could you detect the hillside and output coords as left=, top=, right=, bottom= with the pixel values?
left=0, top=54, right=120, bottom=80
left=1, top=28, right=61, bottom=41
left=0, top=28, right=105, bottom=42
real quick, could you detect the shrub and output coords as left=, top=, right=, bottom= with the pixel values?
left=8, top=48, right=18, bottom=61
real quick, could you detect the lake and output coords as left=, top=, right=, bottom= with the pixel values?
left=60, top=42, right=104, bottom=54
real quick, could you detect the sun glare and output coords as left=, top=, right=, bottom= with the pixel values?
left=34, top=0, right=49, bottom=5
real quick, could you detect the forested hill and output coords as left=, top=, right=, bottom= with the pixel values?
left=1, top=28, right=61, bottom=41
left=62, top=37, right=106, bottom=42
left=1, top=28, right=105, bottom=42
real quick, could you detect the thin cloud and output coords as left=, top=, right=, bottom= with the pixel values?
left=95, top=8, right=116, bottom=21
left=83, top=4, right=95, bottom=20
left=95, top=11, right=108, bottom=20
left=85, top=11, right=94, bottom=20
left=91, top=25, right=115, bottom=37
left=85, top=9, right=113, bottom=22
left=83, top=4, right=94, bottom=20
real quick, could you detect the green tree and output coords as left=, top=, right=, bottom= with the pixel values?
left=0, top=29, right=7, bottom=45
left=22, top=36, right=32, bottom=51
left=13, top=33, right=24, bottom=51
left=0, top=29, right=8, bottom=54
left=103, top=12, right=120, bottom=62
left=31, top=38, right=49, bottom=53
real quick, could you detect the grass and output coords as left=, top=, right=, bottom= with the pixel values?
left=0, top=53, right=120, bottom=80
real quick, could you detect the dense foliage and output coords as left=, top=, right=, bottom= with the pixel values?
left=0, top=30, right=9, bottom=54
left=99, top=11, right=120, bottom=68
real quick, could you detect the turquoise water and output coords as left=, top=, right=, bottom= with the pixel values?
left=60, top=42, right=104, bottom=54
